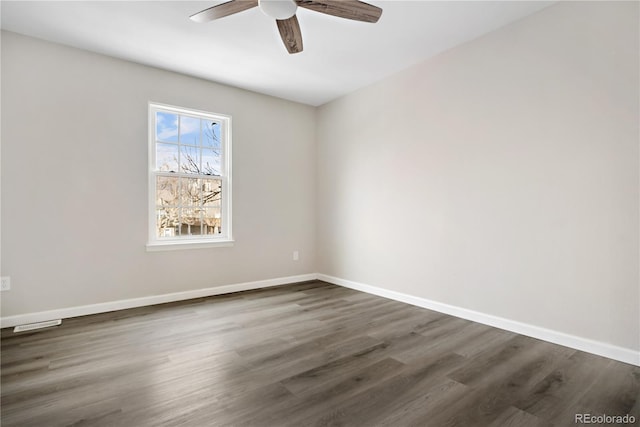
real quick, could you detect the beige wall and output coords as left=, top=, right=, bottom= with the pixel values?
left=1, top=31, right=316, bottom=316
left=316, top=1, right=639, bottom=351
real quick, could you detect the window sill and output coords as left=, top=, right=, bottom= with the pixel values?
left=146, top=239, right=234, bottom=252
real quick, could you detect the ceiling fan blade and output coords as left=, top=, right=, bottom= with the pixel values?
left=276, top=15, right=303, bottom=54
left=296, top=0, right=382, bottom=23
left=190, top=0, right=259, bottom=23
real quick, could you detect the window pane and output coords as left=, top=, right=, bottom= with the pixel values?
left=180, top=208, right=202, bottom=236
left=156, top=112, right=179, bottom=142
left=203, top=207, right=222, bottom=234
left=156, top=143, right=179, bottom=172
left=181, top=177, right=201, bottom=206
left=150, top=105, right=230, bottom=244
left=156, top=208, right=179, bottom=238
left=202, top=121, right=220, bottom=149
left=201, top=148, right=221, bottom=176
left=202, top=179, right=222, bottom=207
left=156, top=176, right=180, bottom=206
left=180, top=145, right=201, bottom=174
left=180, top=115, right=200, bottom=146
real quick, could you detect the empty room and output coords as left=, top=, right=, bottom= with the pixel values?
left=1, top=1, right=638, bottom=426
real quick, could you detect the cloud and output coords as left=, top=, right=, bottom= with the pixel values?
left=157, top=113, right=201, bottom=143
left=157, top=112, right=179, bottom=140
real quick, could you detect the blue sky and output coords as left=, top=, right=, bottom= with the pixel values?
left=156, top=112, right=222, bottom=175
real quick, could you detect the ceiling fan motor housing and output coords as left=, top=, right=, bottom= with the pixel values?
left=259, top=0, right=298, bottom=19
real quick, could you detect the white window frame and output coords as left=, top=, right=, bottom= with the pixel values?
left=146, top=102, right=233, bottom=251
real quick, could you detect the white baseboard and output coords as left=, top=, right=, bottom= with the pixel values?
left=3, top=272, right=637, bottom=366
left=0, top=273, right=317, bottom=329
left=318, top=274, right=640, bottom=367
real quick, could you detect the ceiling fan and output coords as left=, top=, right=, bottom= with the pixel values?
left=190, top=0, right=383, bottom=54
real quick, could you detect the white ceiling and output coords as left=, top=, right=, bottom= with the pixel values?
left=0, top=1, right=555, bottom=106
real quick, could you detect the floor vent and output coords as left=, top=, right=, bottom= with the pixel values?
left=13, top=319, right=62, bottom=333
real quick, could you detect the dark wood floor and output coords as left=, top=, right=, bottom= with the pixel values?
left=1, top=281, right=638, bottom=426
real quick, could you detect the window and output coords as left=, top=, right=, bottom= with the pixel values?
left=147, top=103, right=232, bottom=250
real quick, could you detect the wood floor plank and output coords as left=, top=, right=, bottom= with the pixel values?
left=280, top=341, right=389, bottom=397
left=513, top=350, right=615, bottom=421
left=1, top=280, right=637, bottom=426
left=487, top=406, right=552, bottom=427
left=264, top=358, right=407, bottom=427
left=553, top=355, right=640, bottom=422
left=306, top=351, right=468, bottom=426
left=423, top=338, right=576, bottom=426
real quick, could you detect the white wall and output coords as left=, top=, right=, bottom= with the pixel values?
left=1, top=31, right=316, bottom=316
left=316, top=1, right=639, bottom=352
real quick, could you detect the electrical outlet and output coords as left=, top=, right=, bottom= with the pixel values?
left=1, top=277, right=11, bottom=291
left=293, top=251, right=299, bottom=261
